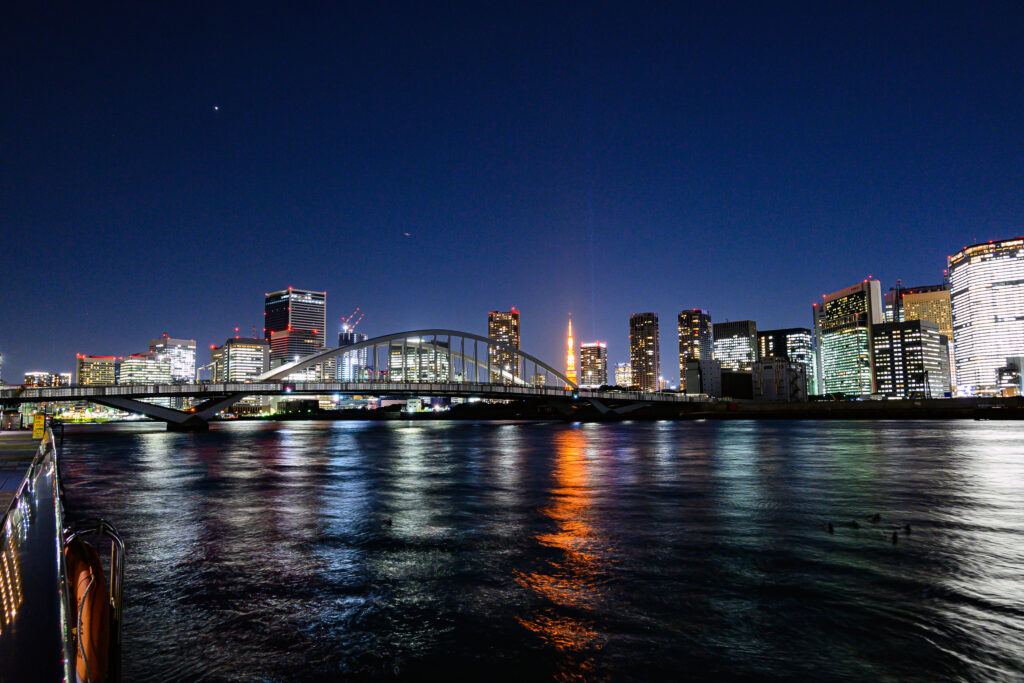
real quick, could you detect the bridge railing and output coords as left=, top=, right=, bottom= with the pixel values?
left=2, top=381, right=698, bottom=403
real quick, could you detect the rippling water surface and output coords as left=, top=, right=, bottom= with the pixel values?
left=60, top=420, right=1024, bottom=681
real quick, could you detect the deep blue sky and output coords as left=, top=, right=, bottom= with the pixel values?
left=4, top=2, right=1024, bottom=383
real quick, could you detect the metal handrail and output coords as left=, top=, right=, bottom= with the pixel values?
left=50, top=428, right=126, bottom=683
left=64, top=518, right=125, bottom=683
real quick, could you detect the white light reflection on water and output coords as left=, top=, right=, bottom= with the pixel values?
left=56, top=420, right=1024, bottom=681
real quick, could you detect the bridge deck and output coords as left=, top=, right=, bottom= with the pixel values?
left=2, top=382, right=693, bottom=404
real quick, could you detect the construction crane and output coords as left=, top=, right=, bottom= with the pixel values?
left=340, top=308, right=364, bottom=334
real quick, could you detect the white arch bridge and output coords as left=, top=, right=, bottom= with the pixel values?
left=2, top=329, right=695, bottom=429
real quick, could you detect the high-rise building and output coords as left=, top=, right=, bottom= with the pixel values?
left=211, top=337, right=270, bottom=382
left=488, top=308, right=520, bottom=384
left=758, top=328, right=817, bottom=394
left=531, top=373, right=547, bottom=387
left=578, top=342, right=608, bottom=388
left=264, top=287, right=327, bottom=347
left=565, top=318, right=577, bottom=388
left=629, top=313, right=660, bottom=391
left=677, top=309, right=712, bottom=392
left=338, top=330, right=370, bottom=382
left=149, top=335, right=196, bottom=383
left=712, top=320, right=758, bottom=371
left=388, top=339, right=450, bottom=382
left=813, top=280, right=883, bottom=396
left=901, top=285, right=955, bottom=391
left=22, top=372, right=71, bottom=387
left=614, top=362, right=631, bottom=388
left=268, top=329, right=322, bottom=379
left=871, top=320, right=951, bottom=398
left=949, top=238, right=1024, bottom=394
left=118, top=353, right=172, bottom=385
left=75, top=355, right=119, bottom=386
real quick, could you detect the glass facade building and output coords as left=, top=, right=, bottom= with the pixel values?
left=579, top=342, right=608, bottom=388
left=629, top=313, right=660, bottom=391
left=149, top=335, right=196, bottom=383
left=758, top=328, right=817, bottom=394
left=677, top=309, right=712, bottom=392
left=948, top=239, right=1024, bottom=394
left=902, top=286, right=954, bottom=391
left=264, top=287, right=327, bottom=348
left=813, top=280, right=883, bottom=396
left=388, top=339, right=451, bottom=382
left=712, top=320, right=758, bottom=371
left=211, top=338, right=270, bottom=382
left=118, top=353, right=172, bottom=385
left=614, top=362, right=631, bottom=388
left=871, top=321, right=950, bottom=398
left=337, top=331, right=370, bottom=382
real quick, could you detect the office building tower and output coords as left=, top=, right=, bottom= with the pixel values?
left=75, top=355, right=118, bottom=386
left=264, top=287, right=327, bottom=347
left=211, top=337, right=270, bottom=382
left=678, top=309, right=712, bottom=392
left=388, top=338, right=450, bottom=382
left=997, top=356, right=1024, bottom=396
left=579, top=342, right=608, bottom=388
left=22, top=372, right=71, bottom=387
left=871, top=320, right=951, bottom=398
left=629, top=313, right=660, bottom=391
left=338, top=330, right=370, bottom=382
left=901, top=285, right=955, bottom=390
left=614, top=362, right=631, bottom=388
left=118, top=353, right=172, bottom=385
left=531, top=373, right=547, bottom=387
left=758, top=328, right=817, bottom=394
left=752, top=358, right=808, bottom=402
left=488, top=308, right=520, bottom=384
left=948, top=239, right=1024, bottom=394
left=713, top=320, right=758, bottom=371
left=884, top=282, right=946, bottom=322
left=268, top=329, right=322, bottom=377
left=149, top=335, right=196, bottom=383
left=813, top=280, right=883, bottom=396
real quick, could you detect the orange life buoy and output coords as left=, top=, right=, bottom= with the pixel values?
left=65, top=537, right=110, bottom=683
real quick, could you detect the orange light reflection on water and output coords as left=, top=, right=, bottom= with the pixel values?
left=515, top=428, right=610, bottom=678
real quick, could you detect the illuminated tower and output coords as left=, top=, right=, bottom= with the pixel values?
left=566, top=317, right=577, bottom=388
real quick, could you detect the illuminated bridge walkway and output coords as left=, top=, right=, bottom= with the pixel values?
left=1, top=329, right=694, bottom=430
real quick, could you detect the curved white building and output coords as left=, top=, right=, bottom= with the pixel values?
left=949, top=238, right=1024, bottom=394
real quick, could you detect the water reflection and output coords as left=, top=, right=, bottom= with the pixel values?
left=516, top=426, right=608, bottom=679
left=54, top=420, right=1024, bottom=681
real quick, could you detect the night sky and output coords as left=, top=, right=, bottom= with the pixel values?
left=4, top=2, right=1024, bottom=383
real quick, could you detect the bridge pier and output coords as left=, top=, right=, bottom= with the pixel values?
left=165, top=418, right=211, bottom=432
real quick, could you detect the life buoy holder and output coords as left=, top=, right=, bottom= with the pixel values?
left=65, top=537, right=110, bottom=683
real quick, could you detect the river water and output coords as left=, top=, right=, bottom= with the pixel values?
left=59, top=420, right=1024, bottom=681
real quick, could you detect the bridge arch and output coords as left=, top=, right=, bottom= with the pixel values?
left=256, top=329, right=576, bottom=389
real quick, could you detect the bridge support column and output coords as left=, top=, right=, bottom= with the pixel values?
left=94, top=393, right=248, bottom=431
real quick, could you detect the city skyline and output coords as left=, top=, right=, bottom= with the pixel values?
left=5, top=4, right=1024, bottom=382
left=0, top=243, right=995, bottom=385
